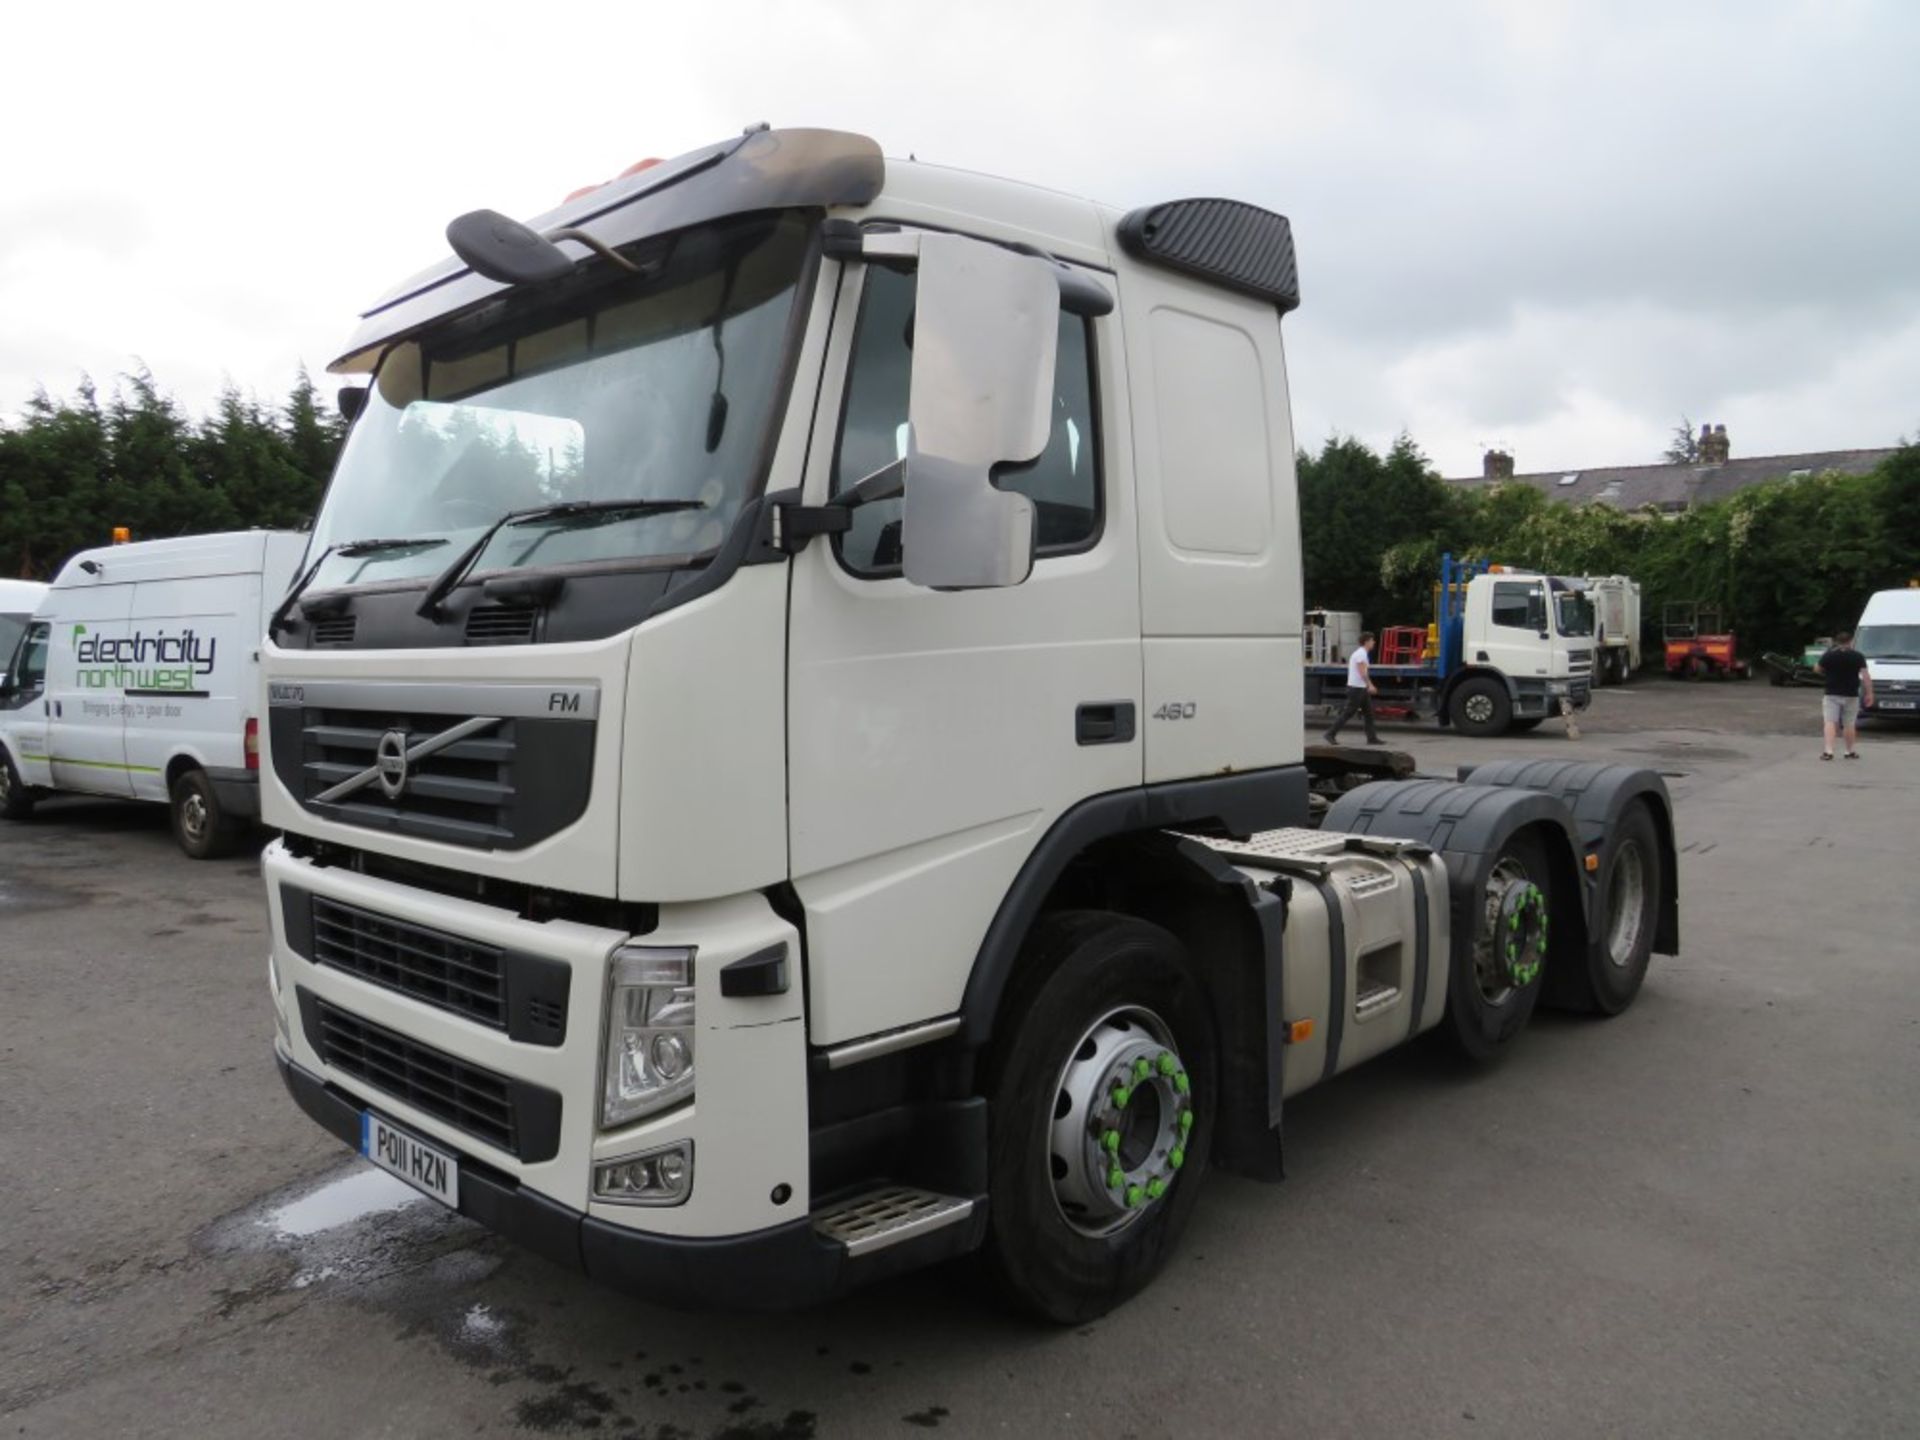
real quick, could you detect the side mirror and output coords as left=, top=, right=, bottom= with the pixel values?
left=901, top=233, right=1057, bottom=590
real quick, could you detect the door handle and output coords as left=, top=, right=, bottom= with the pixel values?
left=1075, top=702, right=1136, bottom=746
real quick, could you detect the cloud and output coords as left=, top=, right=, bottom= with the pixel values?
left=1, top=0, right=1914, bottom=479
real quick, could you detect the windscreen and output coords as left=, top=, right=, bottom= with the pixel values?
left=1555, top=592, right=1595, bottom=637
left=305, top=213, right=812, bottom=592
left=0, top=614, right=29, bottom=672
left=1856, top=624, right=1920, bottom=661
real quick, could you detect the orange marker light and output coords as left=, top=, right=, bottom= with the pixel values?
left=111, top=526, right=131, bottom=544
left=618, top=157, right=664, bottom=179
left=1287, top=1019, right=1315, bottom=1044
left=1585, top=852, right=1601, bottom=872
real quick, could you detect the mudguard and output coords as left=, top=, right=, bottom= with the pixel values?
left=1322, top=780, right=1591, bottom=1009
left=1455, top=759, right=1679, bottom=958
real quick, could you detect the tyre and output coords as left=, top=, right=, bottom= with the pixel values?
left=1444, top=830, right=1552, bottom=1061
left=0, top=749, right=35, bottom=820
left=1449, top=677, right=1512, bottom=737
left=1554, top=801, right=1662, bottom=1016
left=170, top=768, right=240, bottom=859
left=983, top=911, right=1217, bottom=1324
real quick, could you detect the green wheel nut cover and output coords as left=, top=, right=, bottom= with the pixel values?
left=1103, top=1130, right=1121, bottom=1152
left=1112, top=1087, right=1131, bottom=1108
left=1135, top=1058, right=1152, bottom=1081
left=1170, top=1147, right=1186, bottom=1169
left=1109, top=1166, right=1125, bottom=1189
left=1158, top=1052, right=1177, bottom=1075
left=1147, top=1179, right=1166, bottom=1199
left=1126, top=1185, right=1144, bottom=1208
left=1174, top=1071, right=1191, bottom=1095
left=1179, top=1110, right=1194, bottom=1132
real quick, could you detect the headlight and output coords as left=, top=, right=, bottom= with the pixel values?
left=601, top=945, right=696, bottom=1127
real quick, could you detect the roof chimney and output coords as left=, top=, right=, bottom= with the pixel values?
left=1699, top=423, right=1730, bottom=464
left=1483, top=449, right=1514, bottom=481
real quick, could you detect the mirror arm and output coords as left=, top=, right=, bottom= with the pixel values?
left=771, top=461, right=905, bottom=556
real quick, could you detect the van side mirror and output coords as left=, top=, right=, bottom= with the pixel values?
left=900, top=233, right=1057, bottom=590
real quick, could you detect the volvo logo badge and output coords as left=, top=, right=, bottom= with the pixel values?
left=374, top=730, right=411, bottom=799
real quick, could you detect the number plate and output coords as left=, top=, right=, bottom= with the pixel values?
left=362, top=1111, right=459, bottom=1208
left=1875, top=699, right=1915, bottom=710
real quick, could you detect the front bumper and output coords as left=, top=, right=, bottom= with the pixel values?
left=276, top=1050, right=851, bottom=1308
left=207, top=767, right=260, bottom=820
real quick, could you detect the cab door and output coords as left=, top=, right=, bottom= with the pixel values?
left=1478, top=578, right=1552, bottom=680
left=785, top=251, right=1143, bottom=1046
left=47, top=580, right=135, bottom=796
left=1, top=621, right=53, bottom=788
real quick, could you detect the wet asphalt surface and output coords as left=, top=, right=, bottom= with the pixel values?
left=2, top=680, right=1916, bottom=1439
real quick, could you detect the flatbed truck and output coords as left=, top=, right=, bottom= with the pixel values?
left=1303, top=555, right=1596, bottom=737
left=262, top=127, right=1678, bottom=1321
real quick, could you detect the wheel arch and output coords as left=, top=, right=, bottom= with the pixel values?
left=1323, top=779, right=1592, bottom=999
left=164, top=750, right=209, bottom=792
left=958, top=769, right=1308, bottom=1182
left=1455, top=759, right=1679, bottom=957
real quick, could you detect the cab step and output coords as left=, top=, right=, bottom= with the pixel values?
left=812, top=1185, right=976, bottom=1257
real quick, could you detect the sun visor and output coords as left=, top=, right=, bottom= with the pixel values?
left=329, top=128, right=884, bottom=374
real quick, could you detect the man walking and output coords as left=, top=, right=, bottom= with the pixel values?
left=1324, top=631, right=1381, bottom=746
left=1817, top=628, right=1873, bottom=761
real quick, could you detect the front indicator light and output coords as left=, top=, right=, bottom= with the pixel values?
left=601, top=946, right=696, bottom=1127
left=594, top=1142, right=693, bottom=1206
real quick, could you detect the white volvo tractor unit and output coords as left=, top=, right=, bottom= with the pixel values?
left=261, top=128, right=1678, bottom=1322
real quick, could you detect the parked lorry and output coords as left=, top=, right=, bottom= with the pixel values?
left=0, top=532, right=305, bottom=853
left=1303, top=555, right=1595, bottom=737
left=1856, top=586, right=1920, bottom=718
left=260, top=128, right=1678, bottom=1322
left=1575, top=574, right=1640, bottom=684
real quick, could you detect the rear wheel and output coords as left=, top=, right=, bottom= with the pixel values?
left=1450, top=677, right=1512, bottom=737
left=170, top=768, right=240, bottom=859
left=984, top=912, right=1217, bottom=1323
left=1444, top=831, right=1552, bottom=1061
left=0, top=749, right=35, bottom=820
left=1554, top=802, right=1662, bottom=1015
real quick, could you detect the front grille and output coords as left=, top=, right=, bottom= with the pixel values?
left=301, top=709, right=517, bottom=846
left=1568, top=649, right=1593, bottom=673
left=465, top=606, right=538, bottom=645
left=303, top=994, right=560, bottom=1160
left=311, top=615, right=358, bottom=646
left=311, top=896, right=505, bottom=1027
left=268, top=696, right=594, bottom=852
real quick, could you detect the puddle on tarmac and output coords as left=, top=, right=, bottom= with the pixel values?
left=264, top=1166, right=426, bottom=1238
left=203, top=1156, right=488, bottom=1299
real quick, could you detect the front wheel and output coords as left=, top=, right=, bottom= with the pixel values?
left=1444, top=830, right=1552, bottom=1061
left=0, top=749, right=35, bottom=820
left=984, top=912, right=1217, bottom=1323
left=1450, top=677, right=1513, bottom=737
left=170, top=768, right=241, bottom=859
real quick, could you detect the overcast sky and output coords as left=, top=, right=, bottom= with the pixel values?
left=2, top=0, right=1914, bottom=476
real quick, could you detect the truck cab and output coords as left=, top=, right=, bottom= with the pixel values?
left=262, top=128, right=1673, bottom=1321
left=1448, top=569, right=1594, bottom=732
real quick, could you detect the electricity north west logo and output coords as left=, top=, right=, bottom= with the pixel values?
left=70, top=623, right=217, bottom=692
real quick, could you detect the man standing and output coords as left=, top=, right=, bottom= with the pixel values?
left=1324, top=631, right=1381, bottom=746
left=1817, top=629, right=1873, bottom=761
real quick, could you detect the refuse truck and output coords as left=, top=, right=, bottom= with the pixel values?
left=261, top=126, right=1679, bottom=1322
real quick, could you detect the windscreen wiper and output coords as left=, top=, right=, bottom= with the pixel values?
left=267, top=536, right=450, bottom=637
left=415, top=498, right=709, bottom=618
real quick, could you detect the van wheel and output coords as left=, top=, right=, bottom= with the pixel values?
left=984, top=912, right=1217, bottom=1324
left=171, top=768, right=239, bottom=859
left=1450, top=677, right=1512, bottom=737
left=1445, top=831, right=1551, bottom=1061
left=0, top=750, right=35, bottom=820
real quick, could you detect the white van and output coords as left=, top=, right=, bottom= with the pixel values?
left=0, top=531, right=306, bottom=855
left=1856, top=586, right=1920, bottom=719
left=0, top=579, right=49, bottom=692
